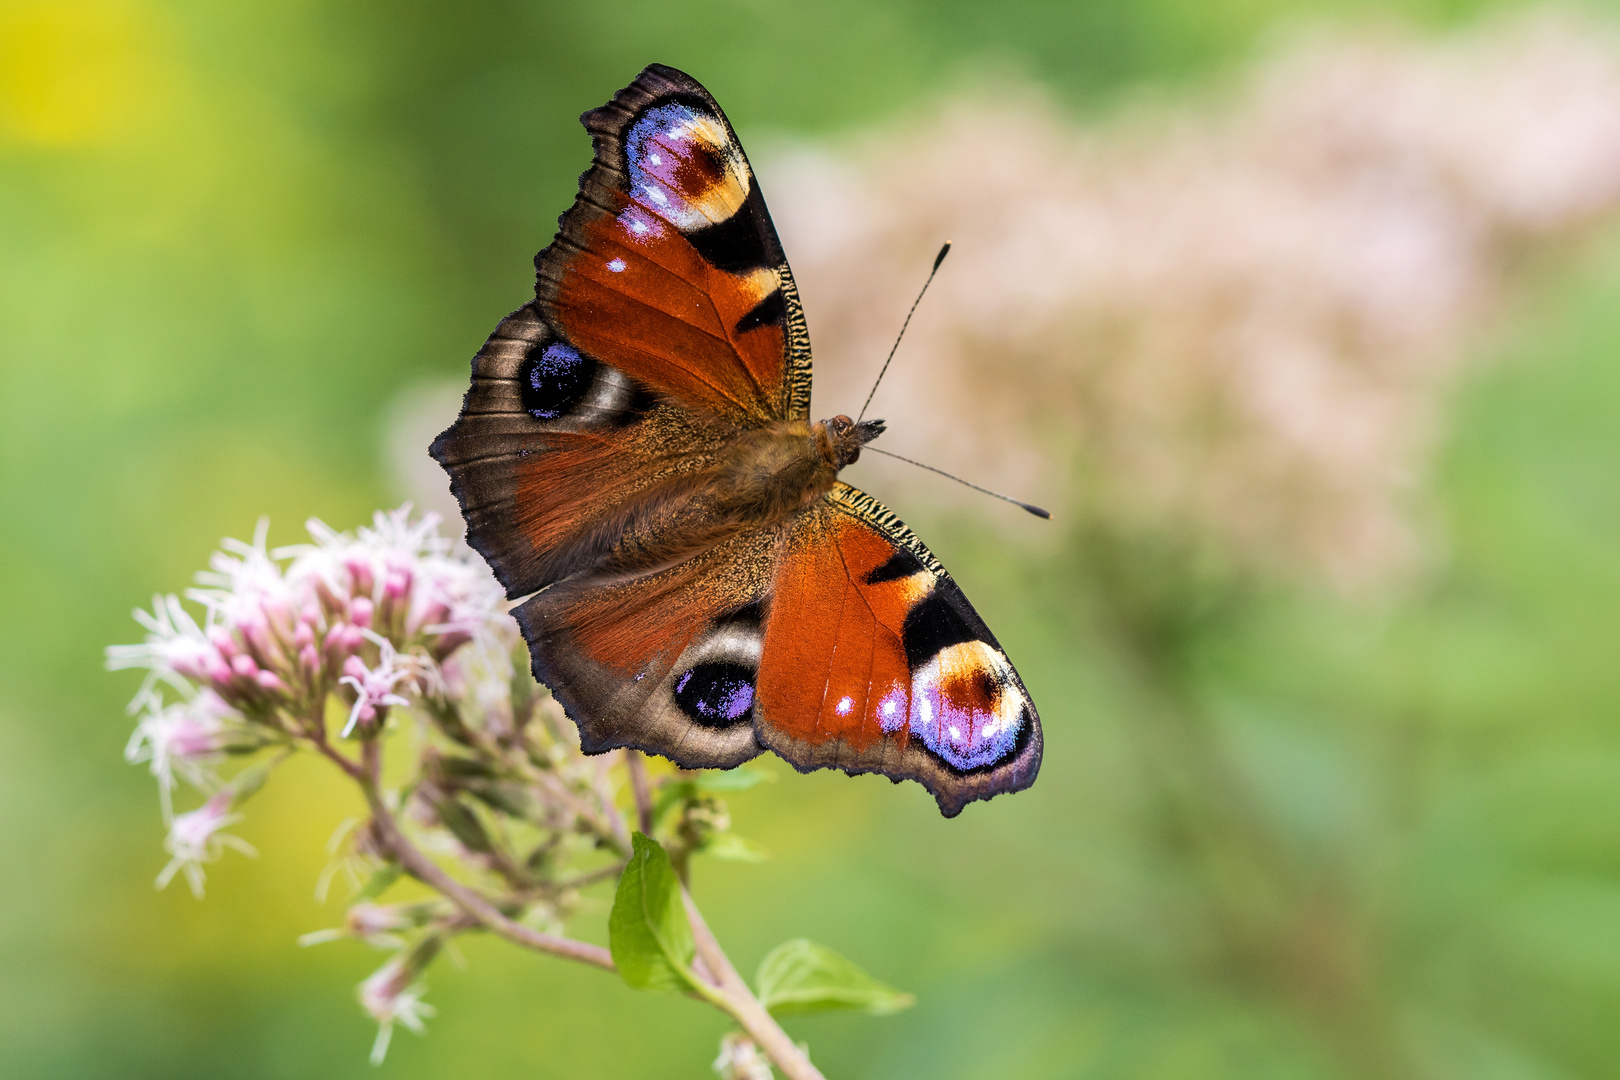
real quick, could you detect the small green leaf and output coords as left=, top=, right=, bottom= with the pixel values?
left=701, top=832, right=769, bottom=862
left=354, top=863, right=401, bottom=902
left=690, top=767, right=773, bottom=792
left=429, top=795, right=493, bottom=853
left=609, top=833, right=695, bottom=992
left=652, top=767, right=773, bottom=821
left=756, top=939, right=915, bottom=1017
left=225, top=758, right=275, bottom=806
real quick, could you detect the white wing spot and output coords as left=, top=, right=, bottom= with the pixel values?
left=606, top=258, right=626, bottom=273
left=835, top=696, right=854, bottom=716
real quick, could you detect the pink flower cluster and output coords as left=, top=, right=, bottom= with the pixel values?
left=109, top=507, right=505, bottom=736
left=106, top=506, right=509, bottom=893
left=761, top=8, right=1620, bottom=588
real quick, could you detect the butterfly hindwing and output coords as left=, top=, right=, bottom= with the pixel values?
left=754, top=484, right=1043, bottom=817
left=510, top=483, right=1042, bottom=815
left=513, top=526, right=776, bottom=770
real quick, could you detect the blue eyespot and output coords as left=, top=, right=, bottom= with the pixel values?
left=519, top=342, right=595, bottom=420
left=673, top=662, right=755, bottom=727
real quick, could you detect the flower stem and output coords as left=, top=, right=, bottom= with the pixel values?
left=319, top=737, right=616, bottom=971
left=316, top=727, right=815, bottom=1076
left=683, top=888, right=825, bottom=1080
left=626, top=750, right=655, bottom=834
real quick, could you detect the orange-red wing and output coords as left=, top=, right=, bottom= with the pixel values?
left=551, top=198, right=788, bottom=422
left=754, top=485, right=1043, bottom=817
left=537, top=66, right=813, bottom=424
left=512, top=526, right=779, bottom=771
left=756, top=506, right=914, bottom=752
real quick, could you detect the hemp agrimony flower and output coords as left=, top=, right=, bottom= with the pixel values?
left=109, top=507, right=907, bottom=1077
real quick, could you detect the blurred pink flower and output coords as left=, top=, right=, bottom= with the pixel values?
left=124, top=689, right=255, bottom=816
left=762, top=8, right=1620, bottom=586
left=155, top=790, right=255, bottom=898
left=359, top=953, right=436, bottom=1064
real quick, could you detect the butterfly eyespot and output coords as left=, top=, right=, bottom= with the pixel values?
left=909, top=642, right=1028, bottom=773
left=624, top=102, right=749, bottom=232
left=519, top=342, right=598, bottom=420
left=673, top=662, right=756, bottom=727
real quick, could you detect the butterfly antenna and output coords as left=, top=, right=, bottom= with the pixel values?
left=864, top=445, right=1051, bottom=519
left=856, top=242, right=951, bottom=425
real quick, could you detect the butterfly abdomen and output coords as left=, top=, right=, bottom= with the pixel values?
left=713, top=422, right=839, bottom=519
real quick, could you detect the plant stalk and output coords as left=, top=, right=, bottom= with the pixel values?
left=683, top=888, right=825, bottom=1080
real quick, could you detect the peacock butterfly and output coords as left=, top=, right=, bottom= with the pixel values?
left=431, top=64, right=1041, bottom=816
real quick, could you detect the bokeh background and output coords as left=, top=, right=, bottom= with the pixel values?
left=9, top=1, right=1620, bottom=1077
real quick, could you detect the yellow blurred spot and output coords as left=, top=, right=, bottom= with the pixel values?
left=0, top=0, right=162, bottom=146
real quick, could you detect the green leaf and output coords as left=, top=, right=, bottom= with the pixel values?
left=609, top=833, right=695, bottom=992
left=354, top=863, right=401, bottom=902
left=701, top=832, right=769, bottom=862
left=755, top=939, right=915, bottom=1017
left=429, top=794, right=493, bottom=853
left=225, top=758, right=275, bottom=806
left=652, top=767, right=773, bottom=821
left=689, top=767, right=773, bottom=792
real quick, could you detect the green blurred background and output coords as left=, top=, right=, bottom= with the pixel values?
left=8, top=1, right=1620, bottom=1077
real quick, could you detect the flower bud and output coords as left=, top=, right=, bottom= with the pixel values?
left=208, top=625, right=239, bottom=660
left=345, top=556, right=375, bottom=598
left=713, top=1034, right=773, bottom=1080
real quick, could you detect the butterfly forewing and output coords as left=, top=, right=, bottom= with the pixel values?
left=432, top=65, right=811, bottom=599
left=540, top=66, right=812, bottom=422
left=430, top=305, right=731, bottom=599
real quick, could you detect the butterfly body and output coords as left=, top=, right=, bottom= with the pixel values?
left=433, top=65, right=1041, bottom=816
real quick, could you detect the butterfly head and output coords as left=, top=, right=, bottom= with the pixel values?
left=817, top=414, right=885, bottom=469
